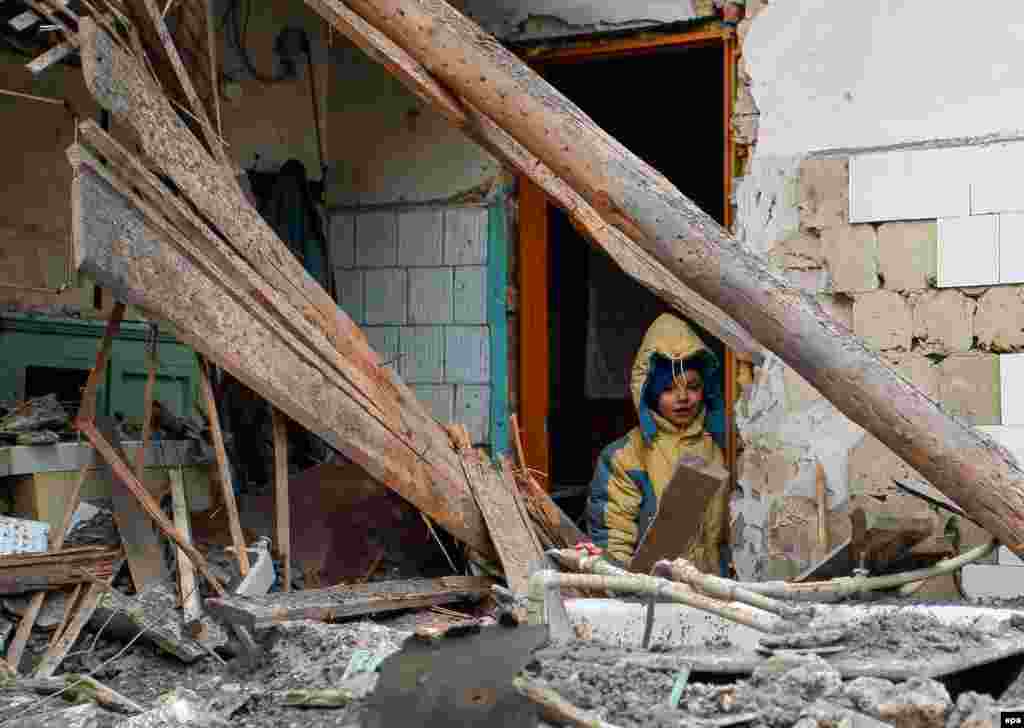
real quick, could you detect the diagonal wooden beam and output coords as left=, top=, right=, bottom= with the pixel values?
left=196, top=355, right=249, bottom=576
left=69, top=158, right=493, bottom=556
left=77, top=418, right=227, bottom=596
left=301, top=0, right=760, bottom=358
left=313, top=0, right=1024, bottom=552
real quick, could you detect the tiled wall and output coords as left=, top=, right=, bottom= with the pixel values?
left=850, top=142, right=1024, bottom=287
left=329, top=206, right=493, bottom=445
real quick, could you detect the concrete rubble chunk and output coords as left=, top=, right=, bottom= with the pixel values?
left=798, top=158, right=850, bottom=232
left=822, top=224, right=879, bottom=293
left=912, top=290, right=976, bottom=353
left=844, top=676, right=951, bottom=728
left=90, top=582, right=227, bottom=662
left=117, top=687, right=227, bottom=727
left=0, top=394, right=69, bottom=435
left=853, top=290, right=913, bottom=351
left=6, top=703, right=100, bottom=728
left=878, top=221, right=938, bottom=292
left=974, top=285, right=1024, bottom=352
left=946, top=692, right=997, bottom=728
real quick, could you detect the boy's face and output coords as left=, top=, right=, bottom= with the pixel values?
left=656, top=369, right=704, bottom=429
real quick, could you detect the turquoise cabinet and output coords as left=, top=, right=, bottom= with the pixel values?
left=0, top=314, right=198, bottom=423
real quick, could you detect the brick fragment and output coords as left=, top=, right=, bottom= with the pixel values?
left=877, top=221, right=937, bottom=291
left=821, top=224, right=878, bottom=293
left=912, top=289, right=976, bottom=353
left=853, top=290, right=912, bottom=351
left=974, top=285, right=1024, bottom=352
left=798, top=158, right=849, bottom=231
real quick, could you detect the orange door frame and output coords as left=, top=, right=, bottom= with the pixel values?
left=517, top=28, right=737, bottom=491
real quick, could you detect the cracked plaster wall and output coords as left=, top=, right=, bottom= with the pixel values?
left=729, top=0, right=1024, bottom=581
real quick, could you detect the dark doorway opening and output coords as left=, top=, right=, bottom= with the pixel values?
left=540, top=43, right=727, bottom=520
left=25, top=366, right=90, bottom=417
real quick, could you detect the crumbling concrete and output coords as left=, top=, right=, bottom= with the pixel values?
left=854, top=290, right=913, bottom=351
left=797, top=158, right=849, bottom=232
left=912, top=290, right=977, bottom=354
left=975, top=286, right=1024, bottom=352
left=822, top=225, right=879, bottom=293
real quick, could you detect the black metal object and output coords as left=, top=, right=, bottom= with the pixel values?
left=363, top=624, right=548, bottom=728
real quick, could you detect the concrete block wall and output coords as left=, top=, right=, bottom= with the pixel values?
left=329, top=206, right=492, bottom=445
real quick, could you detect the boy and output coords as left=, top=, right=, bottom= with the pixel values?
left=587, top=314, right=730, bottom=574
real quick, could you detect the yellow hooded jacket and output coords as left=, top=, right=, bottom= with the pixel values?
left=586, top=314, right=729, bottom=572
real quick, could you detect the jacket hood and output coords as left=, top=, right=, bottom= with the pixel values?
left=631, top=314, right=720, bottom=445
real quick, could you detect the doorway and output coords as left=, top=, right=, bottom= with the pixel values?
left=518, top=33, right=735, bottom=521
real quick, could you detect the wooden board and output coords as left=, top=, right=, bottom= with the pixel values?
left=461, top=450, right=543, bottom=595
left=205, top=576, right=494, bottom=631
left=69, top=149, right=491, bottom=557
left=630, top=458, right=729, bottom=574
left=271, top=409, right=291, bottom=592
left=169, top=467, right=203, bottom=636
left=33, top=581, right=105, bottom=678
left=97, top=415, right=168, bottom=590
left=0, top=546, right=122, bottom=595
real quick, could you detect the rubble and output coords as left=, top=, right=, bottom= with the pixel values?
left=0, top=395, right=69, bottom=439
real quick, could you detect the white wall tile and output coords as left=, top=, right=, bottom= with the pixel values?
left=978, top=425, right=1024, bottom=456
left=455, top=385, right=490, bottom=444
left=971, top=142, right=1024, bottom=215
left=937, top=214, right=998, bottom=287
left=364, top=268, right=407, bottom=325
left=999, top=212, right=1024, bottom=284
left=334, top=269, right=364, bottom=325
left=961, top=564, right=1024, bottom=599
left=412, top=384, right=454, bottom=425
left=408, top=268, right=453, bottom=324
left=445, top=326, right=490, bottom=384
left=401, top=326, right=445, bottom=383
left=849, top=147, right=971, bottom=223
left=1000, top=355, right=1024, bottom=425
left=444, top=208, right=488, bottom=265
left=453, top=266, right=487, bottom=324
left=355, top=211, right=398, bottom=268
left=328, top=214, right=355, bottom=268
left=398, top=209, right=445, bottom=267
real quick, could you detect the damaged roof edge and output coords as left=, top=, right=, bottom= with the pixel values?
left=459, top=0, right=707, bottom=42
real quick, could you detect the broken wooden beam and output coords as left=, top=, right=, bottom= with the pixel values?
left=458, top=449, right=543, bottom=595
left=205, top=575, right=493, bottom=631
left=169, top=467, right=203, bottom=637
left=33, top=581, right=105, bottom=678
left=271, top=409, right=291, bottom=592
left=321, top=0, right=1024, bottom=554
left=196, top=356, right=249, bottom=577
left=0, top=546, right=122, bottom=595
left=68, top=125, right=491, bottom=558
left=302, top=0, right=760, bottom=359
left=89, top=582, right=228, bottom=662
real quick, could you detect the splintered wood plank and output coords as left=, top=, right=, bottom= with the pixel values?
left=139, top=0, right=230, bottom=167
left=77, top=419, right=227, bottom=596
left=630, top=459, right=730, bottom=575
left=460, top=449, right=540, bottom=594
left=69, top=152, right=491, bottom=557
left=170, top=467, right=203, bottom=636
left=205, top=576, right=493, bottom=631
left=33, top=581, right=104, bottom=678
left=271, top=409, right=291, bottom=592
left=197, top=356, right=249, bottom=577
left=78, top=18, right=372, bottom=368
left=99, top=415, right=169, bottom=590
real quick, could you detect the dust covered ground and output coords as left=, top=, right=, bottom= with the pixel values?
left=1, top=604, right=1023, bottom=726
